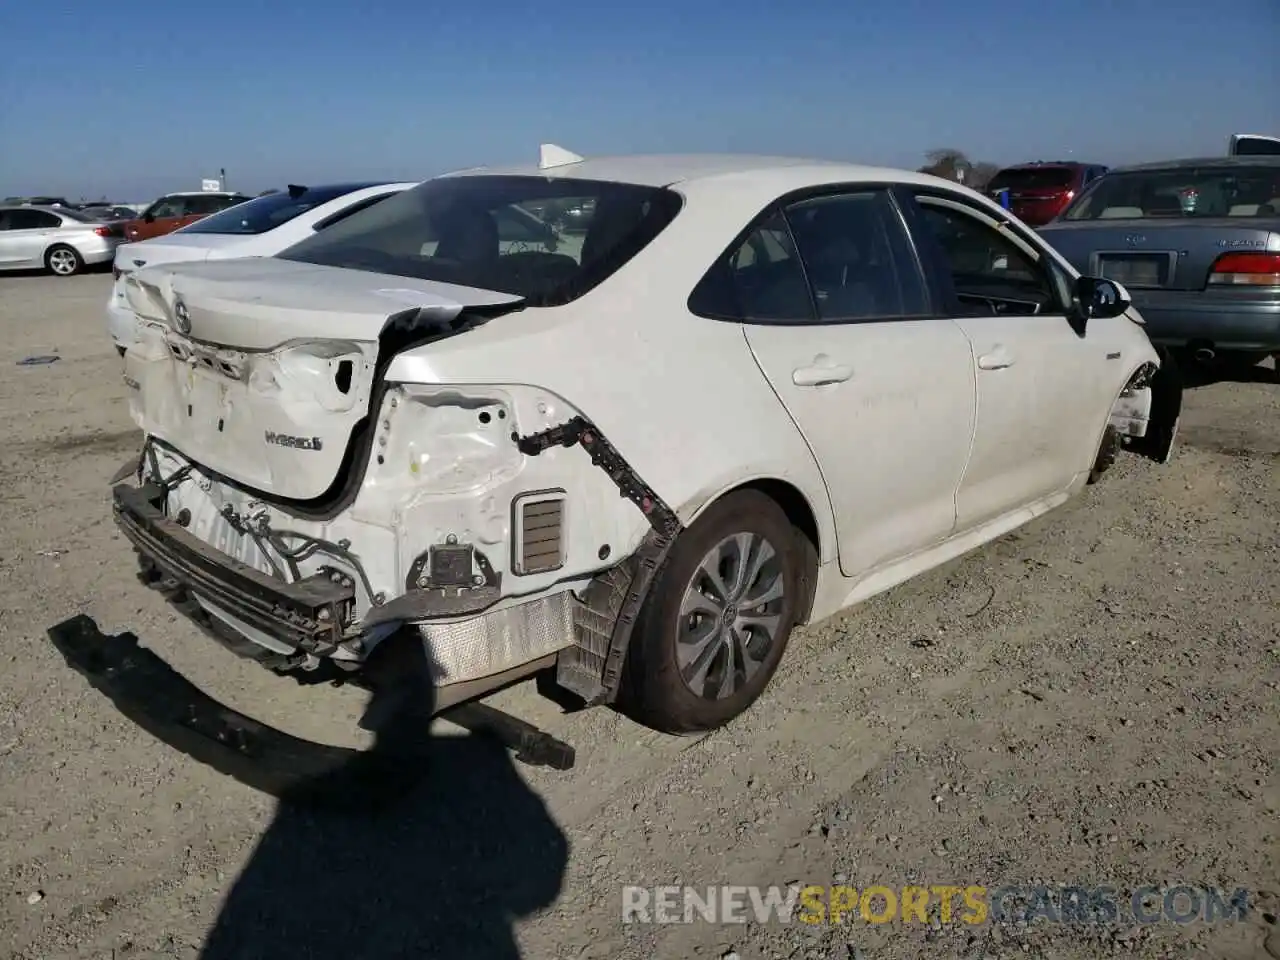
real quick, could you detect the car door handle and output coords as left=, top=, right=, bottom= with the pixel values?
left=977, top=347, right=1015, bottom=370
left=792, top=362, right=853, bottom=387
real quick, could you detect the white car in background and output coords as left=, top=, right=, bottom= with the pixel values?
left=0, top=205, right=124, bottom=276
left=107, top=147, right=1181, bottom=737
left=106, top=181, right=417, bottom=354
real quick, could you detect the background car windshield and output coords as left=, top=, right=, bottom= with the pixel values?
left=988, top=167, right=1074, bottom=191
left=276, top=175, right=682, bottom=306
left=178, top=186, right=361, bottom=235
left=1063, top=165, right=1280, bottom=219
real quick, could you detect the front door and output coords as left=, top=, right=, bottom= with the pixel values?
left=902, top=189, right=1107, bottom=531
left=127, top=196, right=186, bottom=241
left=692, top=188, right=977, bottom=578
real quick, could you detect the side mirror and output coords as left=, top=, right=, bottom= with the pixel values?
left=1074, top=275, right=1131, bottom=322
left=143, top=213, right=155, bottom=223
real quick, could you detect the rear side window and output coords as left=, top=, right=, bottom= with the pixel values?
left=988, top=167, right=1075, bottom=192
left=689, top=189, right=928, bottom=324
left=7, top=209, right=60, bottom=229
left=181, top=186, right=367, bottom=235
left=784, top=191, right=928, bottom=321
left=689, top=209, right=814, bottom=322
left=278, top=175, right=683, bottom=307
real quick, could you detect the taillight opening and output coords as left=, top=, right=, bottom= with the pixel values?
left=1208, top=252, right=1280, bottom=287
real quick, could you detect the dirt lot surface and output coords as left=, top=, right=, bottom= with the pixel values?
left=1, top=272, right=1277, bottom=960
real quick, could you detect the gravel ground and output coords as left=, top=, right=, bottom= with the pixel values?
left=1, top=272, right=1277, bottom=960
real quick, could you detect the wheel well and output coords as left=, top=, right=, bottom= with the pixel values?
left=725, top=478, right=820, bottom=625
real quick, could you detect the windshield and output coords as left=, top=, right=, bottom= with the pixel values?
left=178, top=185, right=372, bottom=235
left=988, top=167, right=1075, bottom=192
left=277, top=175, right=683, bottom=306
left=1063, top=165, right=1280, bottom=220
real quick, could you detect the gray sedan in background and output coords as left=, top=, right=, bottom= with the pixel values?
left=1038, top=156, right=1280, bottom=367
left=0, top=205, right=124, bottom=276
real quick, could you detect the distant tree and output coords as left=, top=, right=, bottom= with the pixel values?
left=918, top=149, right=1002, bottom=191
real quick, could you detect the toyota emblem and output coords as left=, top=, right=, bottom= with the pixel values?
left=174, top=300, right=191, bottom=335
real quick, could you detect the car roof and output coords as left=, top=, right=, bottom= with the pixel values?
left=0, top=204, right=72, bottom=215
left=1109, top=155, right=1280, bottom=173
left=998, top=161, right=1103, bottom=170
left=440, top=152, right=958, bottom=193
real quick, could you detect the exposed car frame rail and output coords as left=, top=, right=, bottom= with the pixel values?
left=113, top=482, right=356, bottom=654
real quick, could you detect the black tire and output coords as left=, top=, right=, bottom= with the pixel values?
left=621, top=490, right=802, bottom=734
left=45, top=244, right=84, bottom=277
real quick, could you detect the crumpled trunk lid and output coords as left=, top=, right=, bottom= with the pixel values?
left=123, top=258, right=523, bottom=501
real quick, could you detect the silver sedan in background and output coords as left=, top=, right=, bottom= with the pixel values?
left=0, top=205, right=124, bottom=276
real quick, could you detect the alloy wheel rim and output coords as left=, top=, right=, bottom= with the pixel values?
left=676, top=531, right=785, bottom=701
left=50, top=250, right=76, bottom=274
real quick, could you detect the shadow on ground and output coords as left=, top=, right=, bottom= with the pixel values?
left=45, top=615, right=569, bottom=960
left=199, top=639, right=569, bottom=960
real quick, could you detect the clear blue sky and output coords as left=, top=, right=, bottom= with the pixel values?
left=1, top=0, right=1276, bottom=201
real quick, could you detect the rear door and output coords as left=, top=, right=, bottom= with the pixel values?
left=0, top=209, right=61, bottom=266
left=902, top=189, right=1110, bottom=531
left=704, top=188, right=977, bottom=578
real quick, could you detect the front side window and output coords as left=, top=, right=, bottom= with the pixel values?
left=181, top=186, right=364, bottom=235
left=278, top=175, right=682, bottom=306
left=783, top=191, right=928, bottom=321
left=687, top=209, right=814, bottom=322
left=1064, top=165, right=1280, bottom=219
left=146, top=197, right=184, bottom=219
left=912, top=196, right=1062, bottom=317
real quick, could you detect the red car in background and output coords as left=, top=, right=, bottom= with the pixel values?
left=122, top=191, right=251, bottom=242
left=987, top=161, right=1108, bottom=226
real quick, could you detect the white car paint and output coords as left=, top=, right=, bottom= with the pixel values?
left=104, top=182, right=418, bottom=352
left=116, top=153, right=1165, bottom=721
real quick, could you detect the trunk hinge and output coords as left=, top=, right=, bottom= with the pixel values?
left=514, top=417, right=684, bottom=705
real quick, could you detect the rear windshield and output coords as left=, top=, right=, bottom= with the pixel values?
left=179, top=186, right=368, bottom=235
left=55, top=207, right=100, bottom=223
left=988, top=167, right=1075, bottom=191
left=1063, top=165, right=1280, bottom=220
left=277, top=175, right=683, bottom=306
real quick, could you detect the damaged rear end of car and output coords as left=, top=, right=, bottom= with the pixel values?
left=109, top=170, right=690, bottom=722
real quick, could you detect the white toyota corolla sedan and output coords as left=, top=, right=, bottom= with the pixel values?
left=107, top=147, right=1182, bottom=736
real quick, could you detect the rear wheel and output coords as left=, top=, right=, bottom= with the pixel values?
left=45, top=244, right=83, bottom=277
left=621, top=490, right=801, bottom=734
